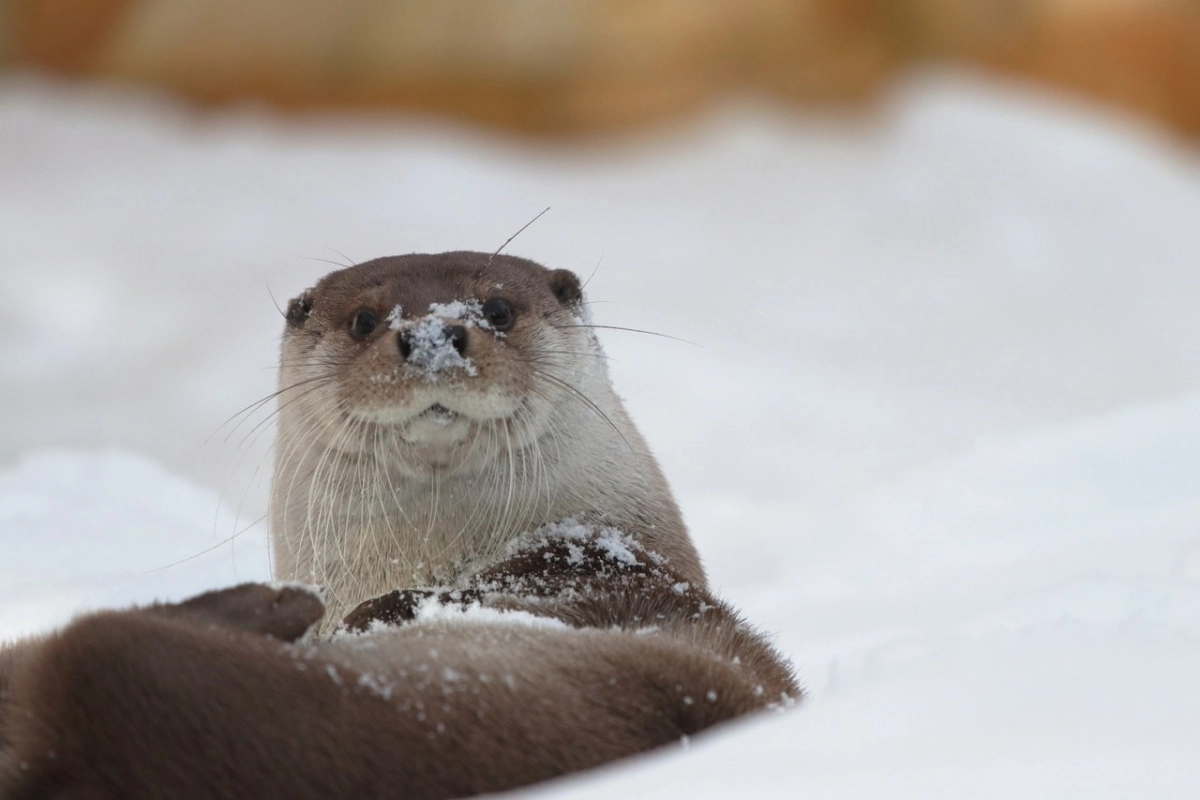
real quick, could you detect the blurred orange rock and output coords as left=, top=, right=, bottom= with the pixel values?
left=7, top=0, right=132, bottom=71
left=3, top=0, right=1199, bottom=137
left=1030, top=3, right=1200, bottom=135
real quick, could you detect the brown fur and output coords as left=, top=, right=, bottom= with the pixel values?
left=0, top=638, right=43, bottom=754
left=0, top=532, right=797, bottom=799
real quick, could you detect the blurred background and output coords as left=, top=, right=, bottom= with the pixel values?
left=2, top=0, right=1200, bottom=136
left=3, top=3, right=1200, bottom=795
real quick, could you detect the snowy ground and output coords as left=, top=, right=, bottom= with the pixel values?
left=2, top=68, right=1199, bottom=797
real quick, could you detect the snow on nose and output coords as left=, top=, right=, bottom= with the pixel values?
left=390, top=300, right=488, bottom=379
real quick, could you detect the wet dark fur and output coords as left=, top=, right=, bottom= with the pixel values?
left=0, top=534, right=797, bottom=799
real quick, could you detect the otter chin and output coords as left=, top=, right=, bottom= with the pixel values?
left=270, top=251, right=705, bottom=624
left=397, top=405, right=470, bottom=447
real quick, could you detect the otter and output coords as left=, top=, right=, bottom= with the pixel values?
left=0, top=253, right=799, bottom=799
left=270, top=252, right=705, bottom=625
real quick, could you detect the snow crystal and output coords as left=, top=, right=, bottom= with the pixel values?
left=324, top=664, right=344, bottom=687
left=385, top=304, right=404, bottom=329
left=591, top=529, right=640, bottom=567
left=502, top=517, right=663, bottom=570
left=356, top=672, right=394, bottom=700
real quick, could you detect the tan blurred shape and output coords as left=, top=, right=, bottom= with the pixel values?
left=3, top=0, right=1199, bottom=136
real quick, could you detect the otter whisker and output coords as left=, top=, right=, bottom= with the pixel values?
left=550, top=323, right=699, bottom=347
left=520, top=348, right=613, bottom=364
left=488, top=206, right=550, bottom=264
left=236, top=377, right=340, bottom=451
left=143, top=512, right=268, bottom=574
left=279, top=390, right=349, bottom=580
left=268, top=357, right=344, bottom=372
left=327, top=247, right=356, bottom=268
left=302, top=255, right=355, bottom=270
left=211, top=370, right=337, bottom=446
left=530, top=369, right=632, bottom=452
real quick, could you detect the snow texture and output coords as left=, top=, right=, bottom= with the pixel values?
left=500, top=518, right=655, bottom=571
left=426, top=300, right=490, bottom=329
left=409, top=596, right=568, bottom=632
left=1, top=68, right=1199, bottom=797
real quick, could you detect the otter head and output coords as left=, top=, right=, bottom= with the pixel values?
left=277, top=252, right=587, bottom=478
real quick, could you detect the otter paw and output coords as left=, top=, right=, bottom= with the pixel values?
left=341, top=589, right=437, bottom=632
left=157, top=583, right=326, bottom=641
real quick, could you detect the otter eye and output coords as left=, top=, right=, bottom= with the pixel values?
left=481, top=298, right=515, bottom=331
left=349, top=309, right=379, bottom=340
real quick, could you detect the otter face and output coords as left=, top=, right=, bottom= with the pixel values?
left=278, top=252, right=588, bottom=476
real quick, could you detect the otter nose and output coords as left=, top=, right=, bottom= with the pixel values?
left=445, top=325, right=468, bottom=355
left=396, top=324, right=469, bottom=361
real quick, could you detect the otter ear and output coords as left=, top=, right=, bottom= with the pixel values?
left=547, top=269, right=582, bottom=308
left=285, top=291, right=314, bottom=328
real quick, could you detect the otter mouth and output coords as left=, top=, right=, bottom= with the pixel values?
left=418, top=403, right=459, bottom=425
left=347, top=401, right=469, bottom=428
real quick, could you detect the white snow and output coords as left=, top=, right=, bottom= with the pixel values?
left=502, top=518, right=652, bottom=570
left=426, top=299, right=489, bottom=328
left=411, top=596, right=568, bottom=632
left=2, top=68, right=1199, bottom=797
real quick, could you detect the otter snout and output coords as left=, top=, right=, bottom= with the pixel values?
left=395, top=315, right=478, bottom=379
left=398, top=324, right=468, bottom=360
